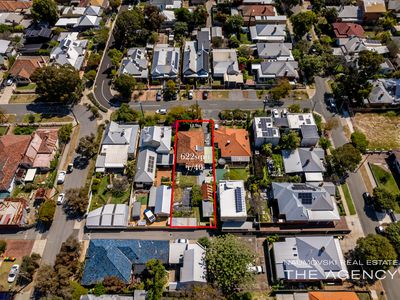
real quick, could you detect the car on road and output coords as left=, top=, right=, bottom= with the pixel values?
left=67, top=163, right=73, bottom=173
left=282, top=108, right=288, bottom=117
left=57, top=171, right=66, bottom=184
left=57, top=193, right=65, bottom=205
left=272, top=109, right=279, bottom=118
left=362, top=192, right=372, bottom=204
left=175, top=239, right=189, bottom=244
left=375, top=225, right=385, bottom=234
left=202, top=91, right=208, bottom=100
left=7, top=265, right=19, bottom=283
left=188, top=90, right=193, bottom=100
left=156, top=109, right=167, bottom=115
left=5, top=78, right=13, bottom=86
left=156, top=90, right=162, bottom=101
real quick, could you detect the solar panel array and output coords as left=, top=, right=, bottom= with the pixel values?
left=147, top=156, right=155, bottom=173
left=292, top=184, right=315, bottom=191
left=235, top=187, right=245, bottom=212
left=298, top=192, right=313, bottom=205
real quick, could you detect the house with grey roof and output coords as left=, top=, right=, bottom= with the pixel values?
left=134, top=149, right=157, bottom=187
left=256, top=42, right=293, bottom=60
left=272, top=182, right=340, bottom=223
left=149, top=185, right=171, bottom=217
left=252, top=61, right=299, bottom=83
left=50, top=32, right=88, bottom=70
left=273, top=236, right=347, bottom=281
left=151, top=44, right=180, bottom=80
left=253, top=117, right=280, bottom=147
left=139, top=126, right=172, bottom=166
left=334, top=37, right=389, bottom=62
left=388, top=0, right=400, bottom=17
left=249, top=24, right=286, bottom=42
left=95, top=122, right=140, bottom=173
left=282, top=148, right=326, bottom=182
left=197, top=30, right=211, bottom=52
left=365, top=78, right=400, bottom=107
left=182, top=40, right=209, bottom=80
left=86, top=204, right=129, bottom=229
left=179, top=243, right=207, bottom=288
left=328, top=5, right=362, bottom=23
left=212, top=49, right=243, bottom=86
left=149, top=0, right=182, bottom=10
left=119, top=48, right=149, bottom=80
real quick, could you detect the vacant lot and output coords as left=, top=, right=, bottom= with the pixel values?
left=352, top=113, right=400, bottom=150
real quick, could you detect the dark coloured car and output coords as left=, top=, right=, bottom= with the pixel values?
left=306, top=33, right=312, bottom=41
left=362, top=192, right=372, bottom=204
left=202, top=91, right=208, bottom=100
left=156, top=90, right=162, bottom=101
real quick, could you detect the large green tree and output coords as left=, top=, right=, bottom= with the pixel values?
left=114, top=8, right=147, bottom=48
left=290, top=11, right=317, bottom=38
left=31, top=65, right=82, bottom=103
left=205, top=234, right=256, bottom=295
left=373, top=187, right=397, bottom=211
left=331, top=143, right=362, bottom=174
left=279, top=130, right=301, bottom=150
left=108, top=48, right=123, bottom=68
left=31, top=0, right=58, bottom=25
left=385, top=222, right=400, bottom=255
left=354, top=234, right=397, bottom=273
left=358, top=50, right=384, bottom=78
left=64, top=188, right=89, bottom=216
left=76, top=133, right=98, bottom=158
left=143, top=259, right=168, bottom=300
left=351, top=131, right=368, bottom=154
left=112, top=103, right=140, bottom=122
left=114, top=74, right=136, bottom=99
left=38, top=200, right=56, bottom=226
left=144, top=5, right=165, bottom=31
left=224, top=15, right=244, bottom=35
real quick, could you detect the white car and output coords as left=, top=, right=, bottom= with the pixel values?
left=128, top=5, right=133, bottom=10
left=248, top=265, right=263, bottom=274
left=5, top=78, right=13, bottom=86
left=156, top=109, right=167, bottom=115
left=57, top=193, right=65, bottom=205
left=57, top=171, right=66, bottom=184
left=282, top=108, right=288, bottom=117
left=175, top=239, right=189, bottom=244
left=7, top=264, right=19, bottom=283
left=188, top=90, right=193, bottom=100
left=272, top=109, right=280, bottom=118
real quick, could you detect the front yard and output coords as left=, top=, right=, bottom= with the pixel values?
left=370, top=163, right=400, bottom=195
left=352, top=113, right=400, bottom=150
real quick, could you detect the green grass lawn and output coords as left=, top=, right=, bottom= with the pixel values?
left=15, top=83, right=36, bottom=90
left=341, top=183, right=356, bottom=215
left=178, top=174, right=197, bottom=187
left=0, top=126, right=8, bottom=136
left=9, top=94, right=37, bottom=104
left=0, top=258, right=22, bottom=291
left=137, top=194, right=148, bottom=205
left=90, top=175, right=131, bottom=210
left=370, top=164, right=400, bottom=195
left=272, top=153, right=284, bottom=174
left=224, top=168, right=249, bottom=181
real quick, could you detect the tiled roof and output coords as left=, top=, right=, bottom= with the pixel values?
left=176, top=129, right=204, bottom=167
left=309, top=292, right=359, bottom=300
left=332, top=23, right=365, bottom=38
left=9, top=56, right=47, bottom=80
left=0, top=135, right=31, bottom=190
left=0, top=1, right=31, bottom=12
left=214, top=127, right=251, bottom=158
left=239, top=4, right=275, bottom=18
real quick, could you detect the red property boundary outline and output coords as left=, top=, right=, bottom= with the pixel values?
left=169, top=119, right=218, bottom=229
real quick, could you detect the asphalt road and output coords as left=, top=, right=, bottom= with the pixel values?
left=313, top=77, right=399, bottom=300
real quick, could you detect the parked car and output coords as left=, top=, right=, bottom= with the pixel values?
left=5, top=78, right=13, bottom=86
left=57, top=193, right=65, bottom=205
left=327, top=97, right=337, bottom=111
left=248, top=265, right=263, bottom=274
left=282, top=108, right=288, bottom=117
left=144, top=209, right=156, bottom=224
left=306, top=33, right=312, bottom=41
left=375, top=225, right=385, bottom=234
left=272, top=109, right=279, bottom=118
left=7, top=265, right=19, bottom=283
left=175, top=239, right=189, bottom=244
left=202, top=91, right=208, bottom=100
left=156, top=109, right=167, bottom=115
left=188, top=90, right=193, bottom=100
left=128, top=5, right=133, bottom=10
left=57, top=171, right=66, bottom=184
left=362, top=192, right=372, bottom=204
left=156, top=90, right=162, bottom=101
left=67, top=163, right=73, bottom=173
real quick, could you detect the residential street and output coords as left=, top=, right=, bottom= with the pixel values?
left=313, top=77, right=399, bottom=300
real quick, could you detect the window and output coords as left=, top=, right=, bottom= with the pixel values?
left=147, top=156, right=155, bottom=173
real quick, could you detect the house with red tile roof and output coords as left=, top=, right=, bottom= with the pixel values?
left=308, top=291, right=359, bottom=300
left=214, top=127, right=252, bottom=164
left=24, top=128, right=59, bottom=170
left=176, top=129, right=205, bottom=169
left=332, top=22, right=365, bottom=38
left=238, top=5, right=276, bottom=25
left=9, top=56, right=47, bottom=85
left=0, top=1, right=31, bottom=12
left=0, top=135, right=31, bottom=194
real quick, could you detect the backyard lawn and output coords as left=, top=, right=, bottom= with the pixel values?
left=0, top=258, right=22, bottom=290
left=224, top=168, right=249, bottom=181
left=370, top=164, right=400, bottom=195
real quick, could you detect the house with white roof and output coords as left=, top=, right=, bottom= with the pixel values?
left=149, top=185, right=172, bottom=217
left=328, top=5, right=362, bottom=23
left=249, top=24, right=286, bottom=42
left=95, top=122, right=140, bottom=173
left=282, top=148, right=326, bottom=182
left=212, top=49, right=243, bottom=87
left=50, top=32, right=88, bottom=70
left=273, top=236, right=347, bottom=281
left=119, top=48, right=149, bottom=80
left=286, top=113, right=319, bottom=147
left=179, top=243, right=207, bottom=287
left=272, top=182, right=340, bottom=223
left=253, top=117, right=280, bottom=147
left=218, top=180, right=247, bottom=222
left=151, top=44, right=180, bottom=80
left=149, top=0, right=182, bottom=10
left=86, top=204, right=129, bottom=229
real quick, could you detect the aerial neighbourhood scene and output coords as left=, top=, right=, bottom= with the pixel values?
left=1, top=0, right=400, bottom=298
